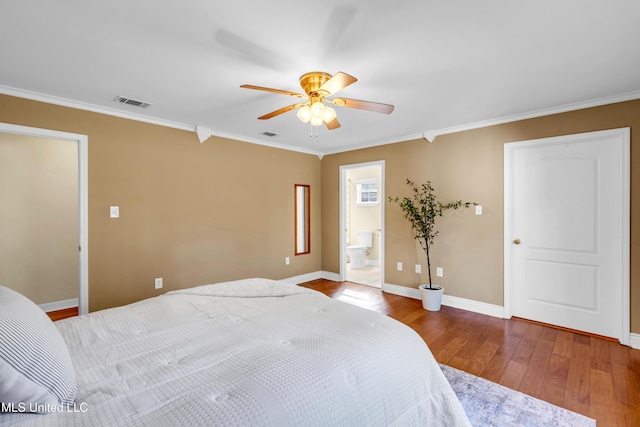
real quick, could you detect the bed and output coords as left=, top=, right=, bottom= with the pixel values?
left=1, top=278, right=470, bottom=426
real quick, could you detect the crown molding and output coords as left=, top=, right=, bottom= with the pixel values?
left=4, top=85, right=639, bottom=158
left=0, top=85, right=322, bottom=157
left=320, top=90, right=640, bottom=155
left=319, top=132, right=425, bottom=156
left=0, top=85, right=195, bottom=131
left=420, top=90, right=640, bottom=143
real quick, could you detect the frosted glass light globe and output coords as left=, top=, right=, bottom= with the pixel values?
left=297, top=105, right=311, bottom=123
left=310, top=102, right=326, bottom=119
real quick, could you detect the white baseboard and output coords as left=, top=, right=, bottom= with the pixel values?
left=321, top=271, right=341, bottom=282
left=283, top=271, right=342, bottom=285
left=382, top=282, right=505, bottom=318
left=630, top=333, right=640, bottom=350
left=382, top=282, right=421, bottom=299
left=306, top=275, right=640, bottom=345
left=39, top=298, right=78, bottom=313
left=281, top=271, right=322, bottom=285
left=441, top=294, right=505, bottom=318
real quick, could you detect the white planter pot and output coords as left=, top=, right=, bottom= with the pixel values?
left=419, top=284, right=444, bottom=311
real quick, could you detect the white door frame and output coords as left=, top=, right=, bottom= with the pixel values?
left=339, top=161, right=385, bottom=283
left=504, top=128, right=630, bottom=345
left=0, top=122, right=89, bottom=315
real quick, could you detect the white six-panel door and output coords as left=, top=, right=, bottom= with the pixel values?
left=504, top=128, right=629, bottom=344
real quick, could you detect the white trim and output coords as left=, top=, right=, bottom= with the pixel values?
left=0, top=85, right=321, bottom=157
left=382, top=282, right=421, bottom=299
left=312, top=274, right=639, bottom=347
left=421, top=90, right=640, bottom=143
left=0, top=122, right=89, bottom=315
left=280, top=271, right=322, bottom=285
left=441, top=294, right=504, bottom=318
left=339, top=161, right=385, bottom=285
left=0, top=85, right=193, bottom=132
left=39, top=298, right=79, bottom=313
left=629, top=333, right=640, bottom=350
left=322, top=91, right=640, bottom=155
left=504, top=128, right=630, bottom=345
left=321, top=133, right=424, bottom=156
left=620, top=130, right=631, bottom=346
left=320, top=271, right=341, bottom=282
left=503, top=144, right=514, bottom=321
left=78, top=134, right=89, bottom=315
left=339, top=167, right=346, bottom=282
left=382, top=282, right=504, bottom=318
left=5, top=85, right=639, bottom=157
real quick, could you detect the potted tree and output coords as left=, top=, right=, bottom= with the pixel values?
left=389, top=179, right=475, bottom=311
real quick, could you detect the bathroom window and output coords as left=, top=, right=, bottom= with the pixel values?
left=356, top=179, right=378, bottom=206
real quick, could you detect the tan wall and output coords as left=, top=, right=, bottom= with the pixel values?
left=0, top=95, right=322, bottom=311
left=322, top=99, right=640, bottom=333
left=0, top=133, right=78, bottom=304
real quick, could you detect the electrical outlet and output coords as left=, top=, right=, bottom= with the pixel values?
left=154, top=277, right=163, bottom=289
left=436, top=267, right=443, bottom=277
left=415, top=264, right=421, bottom=274
left=285, top=257, right=290, bottom=265
left=397, top=262, right=403, bottom=271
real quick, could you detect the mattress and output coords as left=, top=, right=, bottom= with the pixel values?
left=1, top=278, right=470, bottom=426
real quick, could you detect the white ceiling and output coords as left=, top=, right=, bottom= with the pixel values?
left=2, top=1, right=640, bottom=155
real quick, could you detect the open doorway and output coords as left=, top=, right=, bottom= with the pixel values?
left=340, top=161, right=384, bottom=288
left=0, top=123, right=88, bottom=314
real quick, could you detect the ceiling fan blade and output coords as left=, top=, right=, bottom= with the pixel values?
left=325, top=117, right=341, bottom=130
left=241, top=85, right=306, bottom=98
left=330, top=97, right=395, bottom=114
left=317, top=72, right=357, bottom=96
left=258, top=103, right=304, bottom=120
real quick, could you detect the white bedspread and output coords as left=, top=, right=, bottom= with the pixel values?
left=2, top=278, right=470, bottom=426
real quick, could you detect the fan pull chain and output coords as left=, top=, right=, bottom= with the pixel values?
left=309, top=122, right=318, bottom=138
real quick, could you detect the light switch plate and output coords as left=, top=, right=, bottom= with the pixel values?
left=437, top=267, right=443, bottom=277
left=475, top=205, right=482, bottom=215
left=397, top=262, right=403, bottom=271
left=110, top=206, right=119, bottom=218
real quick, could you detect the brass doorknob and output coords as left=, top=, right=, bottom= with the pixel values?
left=513, top=238, right=521, bottom=245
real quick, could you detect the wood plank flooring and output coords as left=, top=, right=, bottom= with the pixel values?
left=300, top=279, right=640, bottom=426
left=46, top=307, right=78, bottom=321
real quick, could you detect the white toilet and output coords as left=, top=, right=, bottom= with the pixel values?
left=346, top=230, right=374, bottom=269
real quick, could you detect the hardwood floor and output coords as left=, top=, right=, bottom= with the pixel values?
left=300, top=279, right=640, bottom=426
left=46, top=307, right=78, bottom=321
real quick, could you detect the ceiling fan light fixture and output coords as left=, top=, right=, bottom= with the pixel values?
left=323, top=106, right=336, bottom=123
left=310, top=101, right=326, bottom=119
left=297, top=105, right=311, bottom=123
left=310, top=116, right=324, bottom=127
left=241, top=71, right=394, bottom=132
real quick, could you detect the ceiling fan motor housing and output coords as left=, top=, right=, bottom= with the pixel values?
left=299, top=72, right=333, bottom=97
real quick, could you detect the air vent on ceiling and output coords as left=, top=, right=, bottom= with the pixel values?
left=113, top=95, right=151, bottom=108
left=262, top=131, right=280, bottom=137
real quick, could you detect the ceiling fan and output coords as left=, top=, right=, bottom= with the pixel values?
left=240, top=71, right=394, bottom=130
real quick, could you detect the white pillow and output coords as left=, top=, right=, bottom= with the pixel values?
left=0, top=286, right=77, bottom=412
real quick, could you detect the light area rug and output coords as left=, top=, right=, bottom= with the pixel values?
left=440, top=364, right=595, bottom=427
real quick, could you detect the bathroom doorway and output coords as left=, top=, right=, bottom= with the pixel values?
left=340, top=161, right=384, bottom=288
